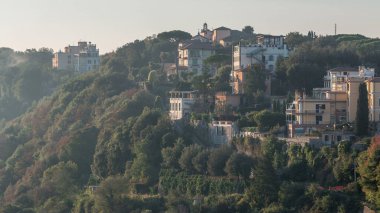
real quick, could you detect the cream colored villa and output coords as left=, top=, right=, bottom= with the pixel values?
left=286, top=66, right=377, bottom=137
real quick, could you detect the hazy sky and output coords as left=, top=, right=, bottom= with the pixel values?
left=0, top=0, right=379, bottom=54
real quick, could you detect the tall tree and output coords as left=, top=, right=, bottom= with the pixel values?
left=242, top=26, right=254, bottom=35
left=355, top=83, right=369, bottom=136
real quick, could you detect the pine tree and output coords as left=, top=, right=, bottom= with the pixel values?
left=355, top=83, right=369, bottom=136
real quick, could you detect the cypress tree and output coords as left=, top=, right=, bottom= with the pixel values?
left=355, top=83, right=369, bottom=136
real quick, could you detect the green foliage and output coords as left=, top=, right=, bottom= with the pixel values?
left=357, top=141, right=380, bottom=208
left=157, top=30, right=192, bottom=42
left=159, top=170, right=247, bottom=196
left=285, top=32, right=312, bottom=48
left=94, top=175, right=129, bottom=213
left=192, top=149, right=210, bottom=174
left=162, top=139, right=185, bottom=170
left=245, top=158, right=279, bottom=210
left=355, top=83, right=369, bottom=136
left=253, top=110, right=285, bottom=132
left=224, top=152, right=254, bottom=179
left=213, top=65, right=232, bottom=92
left=242, top=26, right=254, bottom=35
left=207, top=146, right=233, bottom=176
left=179, top=144, right=202, bottom=173
left=58, top=127, right=99, bottom=182
left=243, top=65, right=267, bottom=98
left=36, top=161, right=79, bottom=211
left=0, top=30, right=375, bottom=212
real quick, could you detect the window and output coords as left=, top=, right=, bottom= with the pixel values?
left=268, top=55, right=274, bottom=61
left=337, top=135, right=342, bottom=142
left=316, top=115, right=322, bottom=124
left=324, top=135, right=329, bottom=141
left=216, top=126, right=225, bottom=136
left=378, top=98, right=380, bottom=106
left=268, top=64, right=274, bottom=71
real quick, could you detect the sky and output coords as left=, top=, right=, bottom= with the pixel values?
left=0, top=0, right=379, bottom=54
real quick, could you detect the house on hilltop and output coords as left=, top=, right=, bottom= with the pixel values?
left=52, top=41, right=100, bottom=73
left=232, top=35, right=290, bottom=73
left=177, top=40, right=215, bottom=76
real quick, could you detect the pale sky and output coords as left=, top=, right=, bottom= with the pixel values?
left=0, top=0, right=379, bottom=54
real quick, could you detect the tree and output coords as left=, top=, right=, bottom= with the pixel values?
left=285, top=32, right=310, bottom=48
left=355, top=83, right=369, bottom=136
left=244, top=65, right=267, bottom=95
left=192, top=149, right=210, bottom=174
left=245, top=158, right=279, bottom=210
left=357, top=140, right=380, bottom=207
left=253, top=110, right=285, bottom=132
left=178, top=144, right=202, bottom=173
left=37, top=161, right=80, bottom=210
left=213, top=65, right=232, bottom=92
left=157, top=30, right=192, bottom=42
left=242, top=26, right=254, bottom=35
left=161, top=139, right=185, bottom=169
left=94, top=175, right=129, bottom=213
left=224, top=152, right=254, bottom=179
left=207, top=146, right=233, bottom=176
left=286, top=63, right=324, bottom=94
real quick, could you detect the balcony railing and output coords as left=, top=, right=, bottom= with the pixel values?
left=286, top=109, right=325, bottom=115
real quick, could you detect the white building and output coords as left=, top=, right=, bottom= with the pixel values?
left=324, top=66, right=375, bottom=91
left=209, top=120, right=238, bottom=145
left=169, top=91, right=197, bottom=120
left=53, top=41, right=100, bottom=73
left=177, top=40, right=215, bottom=76
left=232, top=35, right=289, bottom=72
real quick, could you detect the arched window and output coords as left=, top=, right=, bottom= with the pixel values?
left=268, top=55, right=274, bottom=61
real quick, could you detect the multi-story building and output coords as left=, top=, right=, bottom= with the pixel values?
left=177, top=40, right=215, bottom=76
left=52, top=41, right=100, bottom=73
left=232, top=35, right=289, bottom=73
left=209, top=120, right=238, bottom=145
left=286, top=66, right=375, bottom=137
left=169, top=91, right=198, bottom=120
left=212, top=27, right=231, bottom=44
left=366, top=77, right=380, bottom=122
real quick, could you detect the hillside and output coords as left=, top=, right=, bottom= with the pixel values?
left=0, top=31, right=379, bottom=212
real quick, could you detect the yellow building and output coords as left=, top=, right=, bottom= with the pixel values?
left=287, top=67, right=375, bottom=137
left=287, top=91, right=332, bottom=137
left=366, top=77, right=380, bottom=122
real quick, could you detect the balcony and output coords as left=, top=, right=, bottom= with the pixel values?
left=286, top=109, right=325, bottom=115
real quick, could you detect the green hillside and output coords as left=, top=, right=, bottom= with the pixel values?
left=0, top=31, right=379, bottom=212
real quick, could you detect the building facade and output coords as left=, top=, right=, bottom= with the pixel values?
left=286, top=66, right=375, bottom=137
left=209, top=120, right=238, bottom=145
left=366, top=78, right=380, bottom=122
left=177, top=40, right=215, bottom=76
left=169, top=91, right=198, bottom=120
left=232, top=35, right=289, bottom=73
left=52, top=41, right=100, bottom=73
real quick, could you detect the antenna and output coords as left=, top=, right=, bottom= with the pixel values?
left=334, top=23, right=337, bottom=35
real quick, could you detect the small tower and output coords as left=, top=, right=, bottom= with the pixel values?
left=203, top=23, right=208, bottom=32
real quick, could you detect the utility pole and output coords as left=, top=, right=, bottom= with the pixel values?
left=335, top=23, right=337, bottom=35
